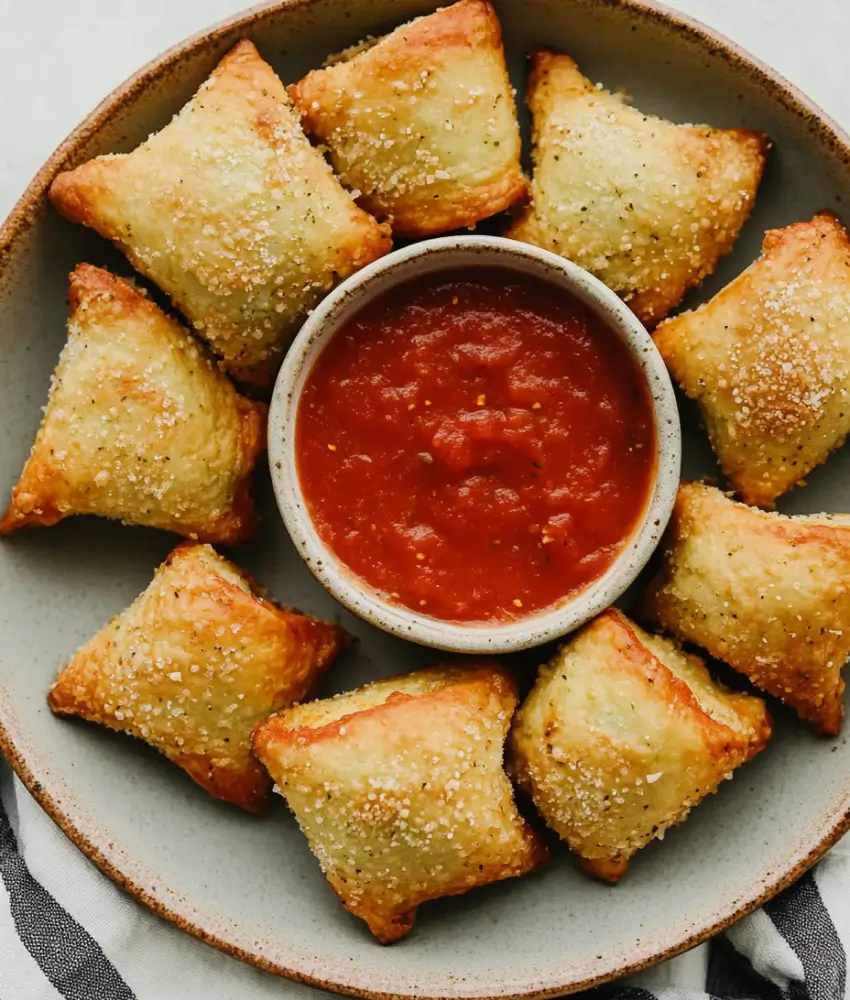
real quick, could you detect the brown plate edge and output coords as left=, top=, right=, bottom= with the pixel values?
left=1, top=0, right=850, bottom=997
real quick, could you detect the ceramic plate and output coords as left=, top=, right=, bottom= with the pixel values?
left=2, top=1, right=849, bottom=997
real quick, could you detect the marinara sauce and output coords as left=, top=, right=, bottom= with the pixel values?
left=296, top=268, right=656, bottom=624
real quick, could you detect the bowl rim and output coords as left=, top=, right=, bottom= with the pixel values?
left=3, top=1, right=850, bottom=998
left=268, top=234, right=681, bottom=654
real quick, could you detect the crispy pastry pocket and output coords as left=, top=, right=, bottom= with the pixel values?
left=509, top=609, right=771, bottom=882
left=640, top=482, right=850, bottom=735
left=48, top=543, right=348, bottom=813
left=253, top=662, right=548, bottom=942
left=508, top=50, right=768, bottom=325
left=289, top=0, right=527, bottom=237
left=0, top=265, right=266, bottom=543
left=49, top=40, right=391, bottom=389
left=654, top=213, right=850, bottom=507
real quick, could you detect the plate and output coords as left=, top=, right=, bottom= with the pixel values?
left=2, top=1, right=849, bottom=997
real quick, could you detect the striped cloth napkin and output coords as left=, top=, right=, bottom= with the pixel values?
left=1, top=760, right=845, bottom=1000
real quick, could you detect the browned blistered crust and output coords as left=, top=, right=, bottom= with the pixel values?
left=640, top=482, right=850, bottom=735
left=289, top=1, right=528, bottom=237
left=509, top=608, right=771, bottom=881
left=49, top=40, right=391, bottom=390
left=48, top=542, right=349, bottom=812
left=654, top=213, right=850, bottom=508
left=253, top=662, right=548, bottom=942
left=0, top=264, right=266, bottom=542
left=508, top=49, right=769, bottom=326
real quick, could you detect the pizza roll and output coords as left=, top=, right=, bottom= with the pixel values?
left=654, top=214, right=850, bottom=507
left=508, top=50, right=768, bottom=325
left=253, top=662, right=547, bottom=942
left=640, top=482, right=850, bottom=735
left=289, top=0, right=527, bottom=237
left=48, top=542, right=348, bottom=813
left=0, top=265, right=265, bottom=543
left=509, top=609, right=771, bottom=883
left=49, top=40, right=391, bottom=389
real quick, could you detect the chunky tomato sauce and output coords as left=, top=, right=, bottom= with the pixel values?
left=296, top=269, right=656, bottom=624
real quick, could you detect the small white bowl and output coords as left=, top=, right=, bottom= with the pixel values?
left=268, top=236, right=681, bottom=653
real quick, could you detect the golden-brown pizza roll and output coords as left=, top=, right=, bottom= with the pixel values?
left=509, top=608, right=771, bottom=882
left=289, top=0, right=527, bottom=237
left=0, top=265, right=265, bottom=543
left=640, top=482, right=850, bottom=735
left=508, top=50, right=768, bottom=325
left=253, top=662, right=548, bottom=942
left=49, top=40, right=391, bottom=389
left=654, top=214, right=850, bottom=507
left=49, top=542, right=348, bottom=813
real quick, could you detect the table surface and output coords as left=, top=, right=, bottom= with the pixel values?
left=0, top=0, right=847, bottom=996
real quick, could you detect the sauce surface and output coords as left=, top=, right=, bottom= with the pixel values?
left=296, top=269, right=656, bottom=623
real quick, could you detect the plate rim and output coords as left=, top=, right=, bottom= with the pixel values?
left=2, top=0, right=850, bottom=996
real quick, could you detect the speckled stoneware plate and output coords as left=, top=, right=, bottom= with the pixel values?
left=2, top=1, right=850, bottom=997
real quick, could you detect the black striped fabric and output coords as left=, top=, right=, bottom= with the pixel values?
left=765, top=872, right=847, bottom=1000
left=0, top=799, right=136, bottom=1000
left=0, top=770, right=846, bottom=1000
left=708, top=936, right=784, bottom=1000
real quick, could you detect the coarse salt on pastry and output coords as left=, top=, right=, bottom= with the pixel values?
left=509, top=608, right=771, bottom=882
left=253, top=662, right=548, bottom=942
left=290, top=1, right=527, bottom=237
left=0, top=264, right=265, bottom=543
left=640, top=481, right=850, bottom=735
left=508, top=49, right=768, bottom=325
left=654, top=213, right=850, bottom=507
left=49, top=40, right=391, bottom=389
left=48, top=542, right=349, bottom=813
